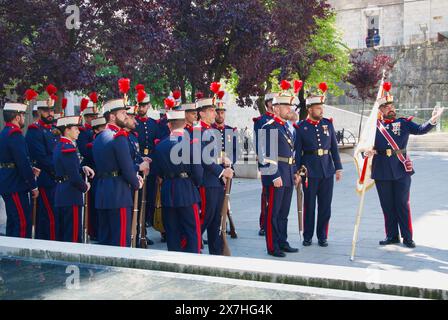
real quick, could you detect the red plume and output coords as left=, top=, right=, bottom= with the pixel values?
left=118, top=78, right=131, bottom=94
left=210, top=82, right=221, bottom=94
left=217, top=90, right=225, bottom=100
left=319, top=82, right=328, bottom=93
left=50, top=94, right=58, bottom=102
left=173, top=90, right=181, bottom=100
left=46, top=84, right=57, bottom=96
left=195, top=91, right=204, bottom=100
left=137, top=90, right=147, bottom=103
left=164, top=97, right=176, bottom=109
left=62, top=98, right=68, bottom=110
left=24, top=89, right=38, bottom=101
left=293, top=80, right=303, bottom=94
left=80, top=98, right=89, bottom=112
left=383, top=82, right=392, bottom=92
left=89, top=92, right=98, bottom=103
left=135, top=84, right=145, bottom=92
left=280, top=80, right=291, bottom=91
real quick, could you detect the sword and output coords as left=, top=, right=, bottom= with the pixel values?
left=83, top=175, right=90, bottom=244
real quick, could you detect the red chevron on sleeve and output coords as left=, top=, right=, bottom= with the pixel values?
left=62, top=148, right=77, bottom=153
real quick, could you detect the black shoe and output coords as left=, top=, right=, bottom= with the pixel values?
left=146, top=237, right=154, bottom=245
left=302, top=239, right=312, bottom=246
left=403, top=239, right=416, bottom=248
left=258, top=229, right=265, bottom=236
left=280, top=244, right=299, bottom=253
left=161, top=233, right=166, bottom=243
left=203, top=239, right=208, bottom=245
left=268, top=251, right=286, bottom=258
left=379, top=237, right=400, bottom=246
left=318, top=239, right=328, bottom=247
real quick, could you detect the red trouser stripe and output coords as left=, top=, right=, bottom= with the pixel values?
left=407, top=194, right=413, bottom=238
left=120, top=208, right=127, bottom=247
left=260, top=187, right=266, bottom=229
left=266, top=186, right=275, bottom=253
left=199, top=187, right=206, bottom=226
left=72, top=206, right=79, bottom=243
left=12, top=193, right=26, bottom=238
left=40, top=188, right=56, bottom=240
left=193, top=203, right=201, bottom=253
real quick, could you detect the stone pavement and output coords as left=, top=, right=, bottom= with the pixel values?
left=147, top=151, right=448, bottom=274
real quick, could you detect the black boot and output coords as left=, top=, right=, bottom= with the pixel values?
left=302, top=239, right=312, bottom=246
left=258, top=229, right=265, bottom=236
left=379, top=237, right=400, bottom=246
left=280, top=244, right=299, bottom=253
left=318, top=239, right=328, bottom=247
left=403, top=239, right=416, bottom=248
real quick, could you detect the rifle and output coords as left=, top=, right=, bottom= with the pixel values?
left=138, top=175, right=148, bottom=248
left=296, top=166, right=308, bottom=241
left=31, top=197, right=37, bottom=239
left=131, top=188, right=139, bottom=248
left=227, top=201, right=237, bottom=239
left=219, top=178, right=232, bottom=256
left=83, top=175, right=90, bottom=244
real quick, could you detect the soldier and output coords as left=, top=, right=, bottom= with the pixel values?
left=125, top=106, right=150, bottom=176
left=157, top=108, right=171, bottom=140
left=92, top=99, right=143, bottom=247
left=151, top=107, right=203, bottom=253
left=294, top=95, right=343, bottom=248
left=253, top=94, right=275, bottom=237
left=25, top=98, right=59, bottom=240
left=365, top=88, right=444, bottom=248
left=53, top=116, right=94, bottom=242
left=77, top=102, right=98, bottom=171
left=182, top=103, right=199, bottom=137
left=212, top=94, right=237, bottom=166
left=260, top=92, right=299, bottom=258
left=0, top=103, right=40, bottom=238
left=197, top=96, right=234, bottom=255
left=134, top=88, right=159, bottom=244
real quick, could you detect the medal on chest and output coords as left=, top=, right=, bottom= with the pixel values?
left=391, top=122, right=401, bottom=136
left=322, top=125, right=329, bottom=136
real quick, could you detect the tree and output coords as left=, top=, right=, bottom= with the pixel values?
left=345, top=51, right=394, bottom=138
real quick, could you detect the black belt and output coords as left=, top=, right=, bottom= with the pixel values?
left=376, top=149, right=407, bottom=157
left=163, top=172, right=190, bottom=179
left=55, top=176, right=69, bottom=183
left=0, top=163, right=16, bottom=169
left=303, top=149, right=330, bottom=156
left=98, top=171, right=121, bottom=178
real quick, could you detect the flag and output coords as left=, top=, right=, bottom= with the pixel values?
left=354, top=71, right=386, bottom=194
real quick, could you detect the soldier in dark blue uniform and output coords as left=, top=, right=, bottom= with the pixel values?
left=197, top=97, right=234, bottom=255
left=77, top=104, right=98, bottom=170
left=0, top=103, right=39, bottom=238
left=253, top=94, right=275, bottom=236
left=125, top=106, right=150, bottom=176
left=294, top=95, right=343, bottom=248
left=93, top=99, right=143, bottom=247
left=53, top=116, right=94, bottom=242
left=182, top=103, right=199, bottom=138
left=260, top=94, right=299, bottom=257
left=212, top=97, right=238, bottom=166
left=157, top=110, right=171, bottom=140
left=365, top=92, right=444, bottom=248
left=135, top=90, right=159, bottom=243
left=25, top=99, right=59, bottom=240
left=151, top=108, right=203, bottom=253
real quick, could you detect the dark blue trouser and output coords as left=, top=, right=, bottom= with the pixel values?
left=162, top=204, right=201, bottom=253
left=264, top=186, right=293, bottom=253
left=259, top=186, right=266, bottom=230
left=55, top=205, right=82, bottom=243
left=36, top=186, right=57, bottom=241
left=97, top=208, right=132, bottom=247
left=302, top=176, right=334, bottom=241
left=145, top=174, right=157, bottom=226
left=200, top=186, right=225, bottom=255
left=375, top=175, right=413, bottom=240
left=2, top=192, right=32, bottom=238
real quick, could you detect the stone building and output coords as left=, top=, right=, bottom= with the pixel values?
left=328, top=0, right=448, bottom=49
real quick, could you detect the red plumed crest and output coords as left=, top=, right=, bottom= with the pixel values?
left=280, top=80, right=291, bottom=91
left=50, top=94, right=58, bottom=102
left=383, top=82, right=392, bottom=92
left=24, top=89, right=38, bottom=101
left=293, top=80, right=303, bottom=94
left=217, top=90, right=225, bottom=100
left=195, top=91, right=204, bottom=100
left=135, top=84, right=145, bottom=92
left=137, top=90, right=147, bottom=103
left=319, top=82, right=328, bottom=93
left=210, top=82, right=221, bottom=94
left=89, top=92, right=98, bottom=103
left=118, top=78, right=131, bottom=94
left=164, top=97, right=176, bottom=109
left=172, top=90, right=181, bottom=100
left=80, top=98, right=89, bottom=112
left=46, top=84, right=57, bottom=96
left=62, top=98, right=68, bottom=110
